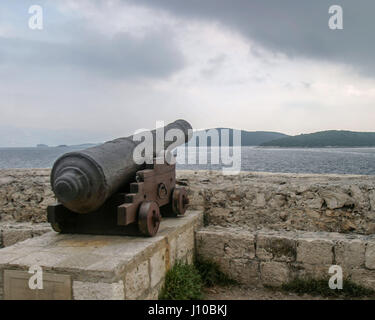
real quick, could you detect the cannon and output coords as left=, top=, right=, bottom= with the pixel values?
left=47, top=119, right=192, bottom=237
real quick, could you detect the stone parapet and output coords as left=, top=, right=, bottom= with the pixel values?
left=2, top=169, right=375, bottom=234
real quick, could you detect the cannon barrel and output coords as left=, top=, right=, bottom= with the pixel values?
left=51, top=120, right=192, bottom=214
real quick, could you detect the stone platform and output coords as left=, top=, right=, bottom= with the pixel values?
left=0, top=211, right=202, bottom=300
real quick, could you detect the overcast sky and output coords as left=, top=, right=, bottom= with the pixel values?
left=0, top=0, right=374, bottom=146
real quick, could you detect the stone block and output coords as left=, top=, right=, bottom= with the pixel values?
left=124, top=260, right=150, bottom=300
left=196, top=230, right=225, bottom=263
left=196, top=228, right=255, bottom=263
left=73, top=281, right=124, bottom=300
left=230, top=259, right=259, bottom=285
left=167, top=237, right=177, bottom=268
left=350, top=268, right=375, bottom=290
left=260, top=261, right=290, bottom=286
left=144, top=281, right=164, bottom=300
left=335, top=239, right=365, bottom=270
left=294, top=263, right=333, bottom=280
left=369, top=190, right=375, bottom=211
left=365, top=242, right=375, bottom=270
left=320, top=189, right=354, bottom=210
left=223, top=231, right=255, bottom=260
left=297, top=238, right=333, bottom=265
left=256, top=233, right=296, bottom=262
left=176, top=226, right=194, bottom=261
left=150, top=247, right=166, bottom=288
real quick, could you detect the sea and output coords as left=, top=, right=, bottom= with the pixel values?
left=0, top=146, right=374, bottom=175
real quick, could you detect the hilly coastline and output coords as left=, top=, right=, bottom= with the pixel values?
left=261, top=130, right=375, bottom=147
left=34, top=130, right=375, bottom=149
left=192, top=129, right=288, bottom=146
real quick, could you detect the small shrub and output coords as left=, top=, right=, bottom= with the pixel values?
left=159, top=261, right=203, bottom=300
left=195, top=257, right=237, bottom=287
left=280, top=278, right=375, bottom=298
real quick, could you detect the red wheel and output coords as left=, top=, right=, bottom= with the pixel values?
left=172, top=187, right=189, bottom=216
left=138, top=201, right=161, bottom=237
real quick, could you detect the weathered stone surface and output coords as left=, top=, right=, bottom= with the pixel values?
left=365, top=242, right=375, bottom=270
left=176, top=226, right=194, bottom=262
left=2, top=169, right=375, bottom=235
left=196, top=227, right=255, bottom=262
left=319, top=190, right=354, bottom=210
left=350, top=268, right=375, bottom=290
left=256, top=233, right=296, bottom=262
left=143, top=281, right=164, bottom=300
left=150, top=248, right=166, bottom=288
left=369, top=190, right=375, bottom=211
left=335, top=239, right=365, bottom=269
left=293, top=262, right=335, bottom=280
left=73, top=281, right=124, bottom=300
left=297, top=238, right=333, bottom=265
left=167, top=237, right=177, bottom=268
left=124, top=261, right=149, bottom=300
left=0, top=169, right=54, bottom=223
left=196, top=229, right=225, bottom=263
left=196, top=226, right=375, bottom=288
left=2, top=229, right=32, bottom=247
left=230, top=259, right=259, bottom=285
left=223, top=232, right=255, bottom=260
left=178, top=170, right=375, bottom=235
left=0, top=223, right=51, bottom=248
left=260, top=261, right=290, bottom=286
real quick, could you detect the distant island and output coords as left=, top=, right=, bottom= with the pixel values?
left=36, top=143, right=99, bottom=149
left=35, top=130, right=375, bottom=149
left=261, top=130, right=375, bottom=147
left=192, top=128, right=289, bottom=146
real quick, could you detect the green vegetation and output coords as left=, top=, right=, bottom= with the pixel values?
left=159, top=258, right=236, bottom=300
left=261, top=130, right=375, bottom=147
left=276, top=278, right=375, bottom=298
left=159, top=261, right=203, bottom=300
left=195, top=257, right=237, bottom=287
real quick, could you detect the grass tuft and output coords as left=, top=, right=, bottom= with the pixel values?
left=159, top=261, right=203, bottom=300
left=195, top=257, right=237, bottom=287
left=280, top=278, right=375, bottom=298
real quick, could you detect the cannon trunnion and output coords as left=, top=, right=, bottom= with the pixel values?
left=47, top=158, right=189, bottom=237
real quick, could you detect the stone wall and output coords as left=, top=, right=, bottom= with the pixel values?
left=1, top=169, right=375, bottom=235
left=196, top=227, right=375, bottom=290
left=0, top=169, right=54, bottom=223
left=180, top=170, right=375, bottom=235
left=1, top=168, right=375, bottom=295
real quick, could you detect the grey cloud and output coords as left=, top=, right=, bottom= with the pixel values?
left=201, top=54, right=227, bottom=77
left=0, top=27, right=184, bottom=80
left=125, top=0, right=375, bottom=76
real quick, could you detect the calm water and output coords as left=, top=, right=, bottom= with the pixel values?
left=0, top=146, right=374, bottom=175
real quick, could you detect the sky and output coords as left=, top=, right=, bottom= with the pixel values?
left=0, top=0, right=374, bottom=147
